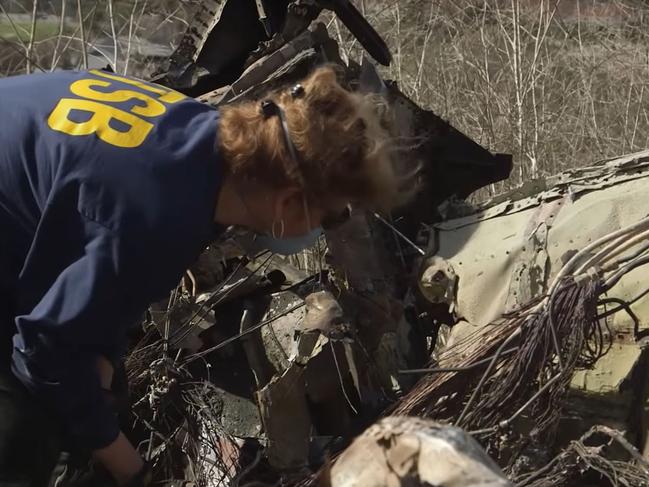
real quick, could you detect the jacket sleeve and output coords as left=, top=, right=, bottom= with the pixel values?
left=11, top=216, right=146, bottom=451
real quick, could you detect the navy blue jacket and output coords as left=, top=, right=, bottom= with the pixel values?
left=0, top=69, right=222, bottom=450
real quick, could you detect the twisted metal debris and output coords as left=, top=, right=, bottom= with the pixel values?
left=115, top=1, right=649, bottom=485
left=514, top=426, right=649, bottom=487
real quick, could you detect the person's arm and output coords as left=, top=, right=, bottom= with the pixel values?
left=11, top=216, right=148, bottom=483
left=94, top=432, right=144, bottom=485
left=95, top=357, right=145, bottom=484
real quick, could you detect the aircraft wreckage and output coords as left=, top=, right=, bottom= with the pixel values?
left=102, top=1, right=649, bottom=485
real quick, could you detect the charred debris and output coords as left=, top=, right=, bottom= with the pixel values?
left=121, top=1, right=649, bottom=485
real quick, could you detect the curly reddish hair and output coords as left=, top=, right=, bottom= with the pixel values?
left=217, top=66, right=412, bottom=213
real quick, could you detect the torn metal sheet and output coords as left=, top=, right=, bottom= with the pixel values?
left=259, top=291, right=306, bottom=373
left=558, top=342, right=645, bottom=448
left=418, top=256, right=458, bottom=309
left=302, top=291, right=345, bottom=333
left=257, top=364, right=311, bottom=471
left=208, top=387, right=262, bottom=439
left=200, top=27, right=321, bottom=105
left=328, top=417, right=512, bottom=487
left=503, top=196, right=565, bottom=313
left=252, top=288, right=363, bottom=470
left=427, top=151, right=649, bottom=457
left=436, top=149, right=649, bottom=231
left=435, top=152, right=649, bottom=330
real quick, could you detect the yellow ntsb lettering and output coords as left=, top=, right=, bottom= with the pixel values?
left=47, top=98, right=153, bottom=149
left=70, top=80, right=166, bottom=118
left=47, top=70, right=188, bottom=148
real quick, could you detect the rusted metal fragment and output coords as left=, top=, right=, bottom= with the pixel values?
left=257, top=365, right=311, bottom=471
left=156, top=0, right=296, bottom=94
left=386, top=83, right=513, bottom=233
left=302, top=291, right=344, bottom=333
left=325, top=210, right=410, bottom=399
left=327, top=417, right=511, bottom=487
left=503, top=196, right=565, bottom=313
left=240, top=299, right=276, bottom=389
left=209, top=387, right=262, bottom=439
left=200, top=27, right=320, bottom=106
left=418, top=256, right=458, bottom=308
left=259, top=291, right=306, bottom=373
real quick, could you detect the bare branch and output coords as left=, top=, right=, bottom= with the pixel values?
left=107, top=0, right=118, bottom=71
left=25, top=0, right=38, bottom=74
left=50, top=0, right=66, bottom=71
left=76, top=0, right=87, bottom=69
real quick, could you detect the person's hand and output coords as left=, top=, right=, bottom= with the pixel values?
left=123, top=462, right=153, bottom=487
left=93, top=432, right=145, bottom=486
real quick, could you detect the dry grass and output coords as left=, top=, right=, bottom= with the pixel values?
left=0, top=0, right=195, bottom=76
left=3, top=0, right=649, bottom=185
left=331, top=0, right=649, bottom=193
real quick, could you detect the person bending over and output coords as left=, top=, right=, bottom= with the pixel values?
left=0, top=66, right=409, bottom=486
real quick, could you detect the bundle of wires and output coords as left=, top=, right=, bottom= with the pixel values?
left=393, top=215, right=649, bottom=473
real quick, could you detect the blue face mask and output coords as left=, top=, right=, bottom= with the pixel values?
left=252, top=227, right=323, bottom=256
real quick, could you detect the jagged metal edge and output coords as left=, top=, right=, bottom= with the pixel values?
left=169, top=0, right=227, bottom=70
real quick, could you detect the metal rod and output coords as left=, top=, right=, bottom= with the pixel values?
left=330, top=342, right=359, bottom=415
left=182, top=302, right=306, bottom=365
left=497, top=373, right=562, bottom=429
left=399, top=347, right=519, bottom=375
left=255, top=0, right=272, bottom=37
left=457, top=326, right=522, bottom=427
left=373, top=212, right=425, bottom=256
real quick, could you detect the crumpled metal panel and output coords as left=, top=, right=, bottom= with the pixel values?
left=254, top=289, right=363, bottom=471
left=328, top=416, right=512, bottom=487
left=208, top=387, right=263, bottom=439
left=502, top=197, right=565, bottom=313
left=259, top=291, right=306, bottom=374
left=428, top=150, right=649, bottom=450
left=437, top=149, right=649, bottom=231
left=434, top=149, right=649, bottom=333
left=302, top=291, right=344, bottom=333
left=199, top=27, right=321, bottom=106
left=257, top=364, right=311, bottom=471
left=572, top=343, right=643, bottom=394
